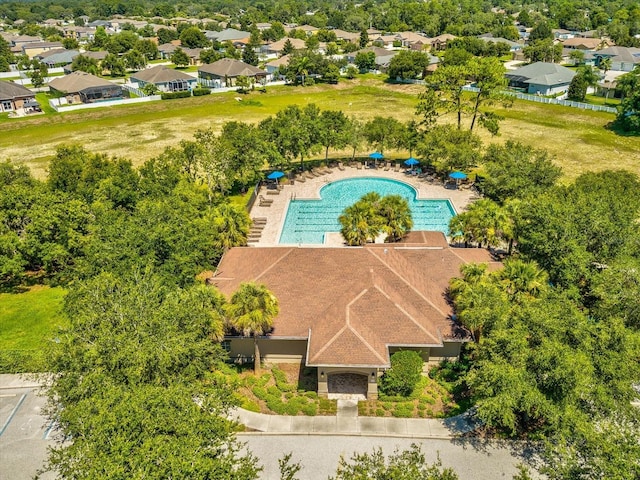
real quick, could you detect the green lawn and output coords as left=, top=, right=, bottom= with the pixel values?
left=1, top=77, right=639, bottom=181
left=0, top=286, right=67, bottom=350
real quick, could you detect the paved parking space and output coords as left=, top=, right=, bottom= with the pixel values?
left=0, top=375, right=56, bottom=480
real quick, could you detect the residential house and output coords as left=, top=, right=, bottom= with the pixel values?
left=198, top=58, right=267, bottom=87
left=372, top=34, right=397, bottom=48
left=48, top=71, right=124, bottom=104
left=205, top=28, right=250, bottom=44
left=63, top=25, right=96, bottom=42
left=0, top=81, right=40, bottom=114
left=505, top=61, right=576, bottom=95
left=346, top=46, right=398, bottom=71
left=478, top=34, right=523, bottom=52
left=396, top=31, right=430, bottom=48
left=22, top=41, right=63, bottom=59
left=562, top=37, right=609, bottom=50
left=35, top=49, right=79, bottom=67
left=4, top=35, right=42, bottom=54
left=429, top=33, right=456, bottom=51
left=553, top=28, right=575, bottom=40
left=295, top=25, right=319, bottom=36
left=212, top=234, right=501, bottom=399
left=262, top=37, right=306, bottom=57
left=332, top=29, right=359, bottom=43
left=264, top=54, right=290, bottom=76
left=593, top=46, right=640, bottom=72
left=129, top=65, right=197, bottom=92
left=255, top=23, right=272, bottom=31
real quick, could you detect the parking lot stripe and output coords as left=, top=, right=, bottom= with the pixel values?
left=0, top=393, right=27, bottom=437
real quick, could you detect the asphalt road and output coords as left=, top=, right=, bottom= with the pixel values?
left=240, top=433, right=541, bottom=480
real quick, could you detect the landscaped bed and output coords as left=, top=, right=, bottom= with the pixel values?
left=227, top=362, right=465, bottom=418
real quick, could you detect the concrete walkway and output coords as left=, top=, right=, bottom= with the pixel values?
left=229, top=406, right=478, bottom=438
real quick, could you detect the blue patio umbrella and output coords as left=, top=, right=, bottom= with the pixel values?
left=267, top=171, right=285, bottom=180
left=369, top=151, right=384, bottom=166
left=404, top=157, right=420, bottom=166
left=267, top=170, right=285, bottom=186
left=449, top=171, right=467, bottom=180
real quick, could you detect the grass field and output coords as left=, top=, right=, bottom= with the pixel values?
left=0, top=286, right=67, bottom=350
left=1, top=77, right=638, bottom=181
left=0, top=286, right=67, bottom=372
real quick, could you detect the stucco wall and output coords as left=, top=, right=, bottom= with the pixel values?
left=227, top=337, right=307, bottom=364
left=428, top=341, right=463, bottom=363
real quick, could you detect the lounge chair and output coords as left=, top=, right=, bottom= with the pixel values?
left=357, top=162, right=363, bottom=170
left=259, top=195, right=274, bottom=205
left=338, top=162, right=346, bottom=171
left=266, top=189, right=279, bottom=195
left=253, top=217, right=267, bottom=223
left=384, top=162, right=391, bottom=171
left=394, top=163, right=400, bottom=172
left=295, top=174, right=306, bottom=183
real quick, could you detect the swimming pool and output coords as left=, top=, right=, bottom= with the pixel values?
left=279, top=177, right=456, bottom=244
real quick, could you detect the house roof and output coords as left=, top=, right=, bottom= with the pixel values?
left=505, top=61, right=576, bottom=86
left=205, top=28, right=250, bottom=42
left=130, top=65, right=195, bottom=84
left=594, top=46, right=640, bottom=63
left=213, top=240, right=501, bottom=368
left=333, top=29, right=359, bottom=41
left=265, top=54, right=291, bottom=68
left=36, top=48, right=79, bottom=64
left=266, top=37, right=306, bottom=52
left=199, top=58, right=267, bottom=77
left=0, top=81, right=35, bottom=101
left=562, top=37, right=604, bottom=49
left=48, top=71, right=118, bottom=93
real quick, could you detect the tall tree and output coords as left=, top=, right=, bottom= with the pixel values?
left=225, top=282, right=279, bottom=373
left=317, top=110, right=351, bottom=161
left=40, top=271, right=261, bottom=478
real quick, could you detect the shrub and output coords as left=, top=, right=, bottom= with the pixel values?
left=379, top=350, right=423, bottom=397
left=272, top=366, right=295, bottom=392
left=192, top=87, right=211, bottom=96
left=392, top=403, right=415, bottom=418
left=242, top=400, right=261, bottom=412
left=375, top=408, right=386, bottom=417
left=304, top=391, right=318, bottom=399
left=257, top=373, right=271, bottom=386
left=252, top=387, right=268, bottom=400
left=160, top=90, right=191, bottom=100
left=267, top=385, right=281, bottom=397
left=302, top=403, right=318, bottom=416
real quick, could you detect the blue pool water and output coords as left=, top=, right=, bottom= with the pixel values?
left=279, top=177, right=455, bottom=244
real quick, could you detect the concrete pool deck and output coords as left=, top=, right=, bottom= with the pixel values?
left=249, top=166, right=480, bottom=247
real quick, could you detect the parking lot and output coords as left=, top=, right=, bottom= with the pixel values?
left=0, top=375, right=56, bottom=480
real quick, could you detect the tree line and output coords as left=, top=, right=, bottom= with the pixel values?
left=445, top=147, right=640, bottom=478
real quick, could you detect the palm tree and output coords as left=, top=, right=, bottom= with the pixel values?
left=212, top=203, right=251, bottom=250
left=496, top=258, right=548, bottom=301
left=225, top=282, right=279, bottom=373
left=378, top=195, right=413, bottom=242
left=339, top=201, right=381, bottom=246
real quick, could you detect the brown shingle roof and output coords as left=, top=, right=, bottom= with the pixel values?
left=214, top=243, right=501, bottom=367
left=0, top=81, right=35, bottom=101
left=48, top=71, right=116, bottom=93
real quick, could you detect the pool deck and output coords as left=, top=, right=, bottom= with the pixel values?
left=250, top=166, right=480, bottom=247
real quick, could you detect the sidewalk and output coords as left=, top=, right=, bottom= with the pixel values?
left=229, top=404, right=479, bottom=438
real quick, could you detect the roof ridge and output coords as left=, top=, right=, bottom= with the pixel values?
left=310, top=324, right=348, bottom=362
left=370, top=283, right=440, bottom=343
left=344, top=288, right=387, bottom=364
left=366, top=248, right=448, bottom=317
left=254, top=248, right=294, bottom=281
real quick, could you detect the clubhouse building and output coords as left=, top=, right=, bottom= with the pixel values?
left=213, top=232, right=500, bottom=399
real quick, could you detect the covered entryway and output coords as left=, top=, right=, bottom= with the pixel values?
left=327, top=373, right=368, bottom=400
